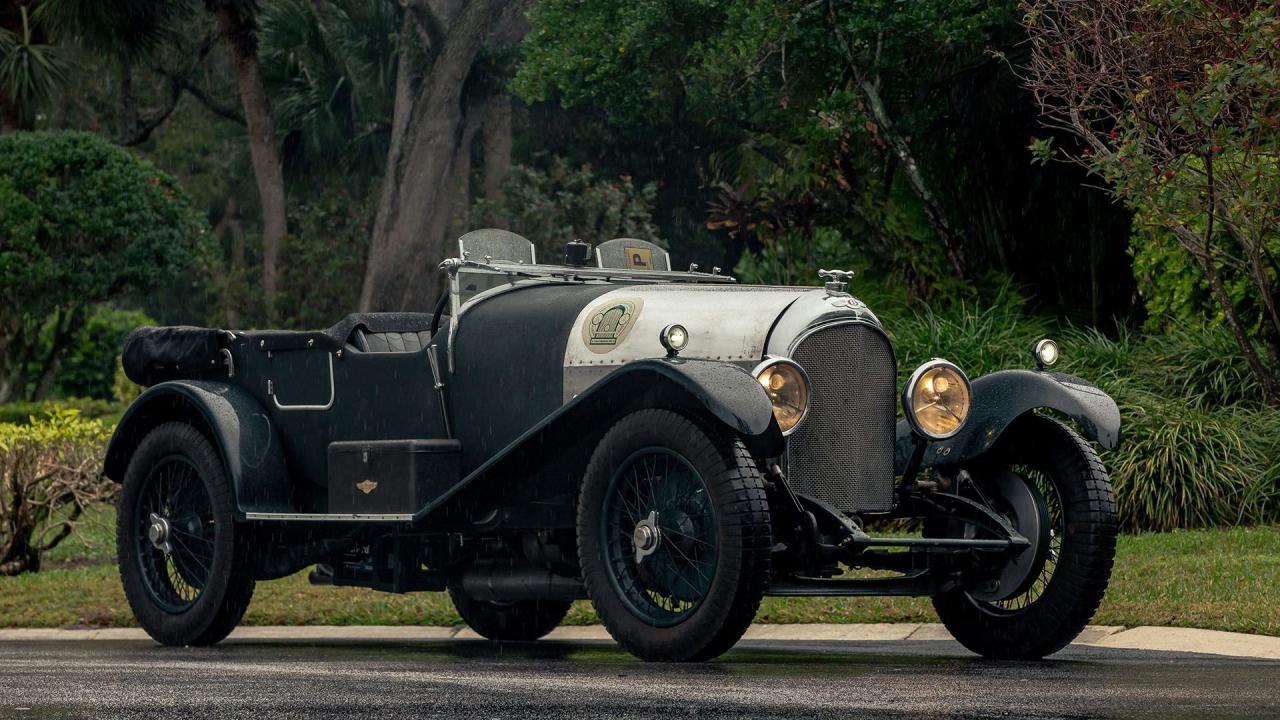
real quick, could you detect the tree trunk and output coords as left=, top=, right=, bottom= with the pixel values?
left=214, top=6, right=287, bottom=323
left=860, top=80, right=967, bottom=280
left=448, top=92, right=487, bottom=239
left=1170, top=222, right=1276, bottom=404
left=213, top=197, right=247, bottom=328
left=0, top=321, right=35, bottom=404
left=359, top=0, right=516, bottom=312
left=0, top=91, right=19, bottom=133
left=29, top=306, right=83, bottom=401
left=481, top=92, right=513, bottom=211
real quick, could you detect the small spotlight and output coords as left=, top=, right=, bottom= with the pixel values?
left=660, top=324, right=689, bottom=357
left=1033, top=339, right=1059, bottom=370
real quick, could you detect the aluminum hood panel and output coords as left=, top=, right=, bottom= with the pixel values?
left=562, top=285, right=809, bottom=400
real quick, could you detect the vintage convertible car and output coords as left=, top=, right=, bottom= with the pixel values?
left=107, top=229, right=1120, bottom=661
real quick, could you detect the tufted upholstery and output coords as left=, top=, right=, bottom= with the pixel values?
left=349, top=327, right=434, bottom=353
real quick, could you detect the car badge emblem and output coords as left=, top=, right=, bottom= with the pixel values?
left=583, top=298, right=644, bottom=353
left=356, top=479, right=378, bottom=495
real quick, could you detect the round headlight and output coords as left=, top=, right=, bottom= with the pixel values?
left=1033, top=338, right=1059, bottom=369
left=753, top=359, right=810, bottom=434
left=660, top=324, right=689, bottom=355
left=903, top=360, right=971, bottom=439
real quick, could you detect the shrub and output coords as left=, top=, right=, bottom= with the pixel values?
left=51, top=306, right=154, bottom=401
left=275, top=189, right=372, bottom=329
left=112, top=365, right=144, bottom=405
left=0, top=411, right=113, bottom=575
left=1107, top=391, right=1279, bottom=532
left=1130, top=325, right=1266, bottom=409
left=886, top=285, right=1050, bottom=385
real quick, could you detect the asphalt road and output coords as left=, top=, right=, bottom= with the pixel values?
left=0, top=638, right=1277, bottom=719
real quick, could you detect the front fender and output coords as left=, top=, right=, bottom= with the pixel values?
left=894, top=369, right=1121, bottom=472
left=426, top=358, right=784, bottom=520
left=490, top=356, right=785, bottom=469
left=104, top=381, right=290, bottom=514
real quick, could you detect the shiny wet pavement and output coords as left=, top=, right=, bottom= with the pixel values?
left=0, top=638, right=1276, bottom=719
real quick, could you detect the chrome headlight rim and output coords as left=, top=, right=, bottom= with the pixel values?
left=902, top=358, right=971, bottom=440
left=751, top=356, right=812, bottom=436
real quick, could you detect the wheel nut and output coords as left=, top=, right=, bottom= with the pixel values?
left=633, top=525, right=656, bottom=550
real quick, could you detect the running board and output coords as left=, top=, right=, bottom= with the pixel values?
left=244, top=512, right=413, bottom=522
left=766, top=571, right=940, bottom=597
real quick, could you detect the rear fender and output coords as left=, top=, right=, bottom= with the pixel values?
left=104, top=381, right=290, bottom=514
left=894, top=369, right=1121, bottom=472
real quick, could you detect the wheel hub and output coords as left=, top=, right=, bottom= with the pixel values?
left=147, top=512, right=172, bottom=555
left=632, top=510, right=661, bottom=564
left=969, top=471, right=1050, bottom=602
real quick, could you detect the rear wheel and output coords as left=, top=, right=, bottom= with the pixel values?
left=117, top=423, right=255, bottom=646
left=447, top=584, right=571, bottom=641
left=930, top=414, right=1117, bottom=659
left=577, top=409, right=772, bottom=662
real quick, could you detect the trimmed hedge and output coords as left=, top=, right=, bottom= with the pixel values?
left=0, top=398, right=123, bottom=426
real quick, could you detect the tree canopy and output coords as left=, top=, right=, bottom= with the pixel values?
left=0, top=131, right=202, bottom=401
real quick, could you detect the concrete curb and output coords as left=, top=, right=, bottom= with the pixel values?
left=1, top=623, right=1277, bottom=659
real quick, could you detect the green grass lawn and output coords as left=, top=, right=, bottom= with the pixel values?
left=5, top=508, right=1279, bottom=636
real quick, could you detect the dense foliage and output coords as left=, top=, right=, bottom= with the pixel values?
left=517, top=0, right=1136, bottom=315
left=472, top=159, right=661, bottom=262
left=51, top=307, right=153, bottom=400
left=0, top=131, right=202, bottom=403
left=1023, top=0, right=1280, bottom=401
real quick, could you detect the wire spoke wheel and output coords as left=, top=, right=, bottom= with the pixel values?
left=118, top=423, right=255, bottom=647
left=602, top=448, right=719, bottom=627
left=930, top=414, right=1117, bottom=660
left=133, top=455, right=216, bottom=613
left=579, top=409, right=770, bottom=661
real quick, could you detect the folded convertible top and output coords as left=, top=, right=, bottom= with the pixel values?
left=122, top=326, right=226, bottom=387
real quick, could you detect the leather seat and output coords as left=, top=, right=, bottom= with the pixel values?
left=349, top=327, right=433, bottom=353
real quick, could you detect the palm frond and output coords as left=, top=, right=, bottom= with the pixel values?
left=0, top=7, right=69, bottom=124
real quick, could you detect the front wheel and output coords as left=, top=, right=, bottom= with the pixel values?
left=931, top=414, right=1117, bottom=659
left=577, top=409, right=772, bottom=662
left=117, top=423, right=255, bottom=646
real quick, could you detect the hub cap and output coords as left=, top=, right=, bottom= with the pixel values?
left=970, top=466, right=1063, bottom=615
left=632, top=511, right=661, bottom=563
left=969, top=471, right=1050, bottom=603
left=147, top=513, right=172, bottom=554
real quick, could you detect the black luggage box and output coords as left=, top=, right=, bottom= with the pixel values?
left=327, top=439, right=461, bottom=514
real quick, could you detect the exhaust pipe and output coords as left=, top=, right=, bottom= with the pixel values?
left=460, top=560, right=586, bottom=602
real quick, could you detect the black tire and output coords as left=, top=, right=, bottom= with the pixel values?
left=117, top=422, right=255, bottom=646
left=577, top=409, right=772, bottom=662
left=447, top=584, right=572, bottom=641
left=931, top=414, right=1117, bottom=659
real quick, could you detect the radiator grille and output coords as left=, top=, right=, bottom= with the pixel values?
left=786, top=322, right=897, bottom=512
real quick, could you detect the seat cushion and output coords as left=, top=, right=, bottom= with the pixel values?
left=352, top=328, right=433, bottom=353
